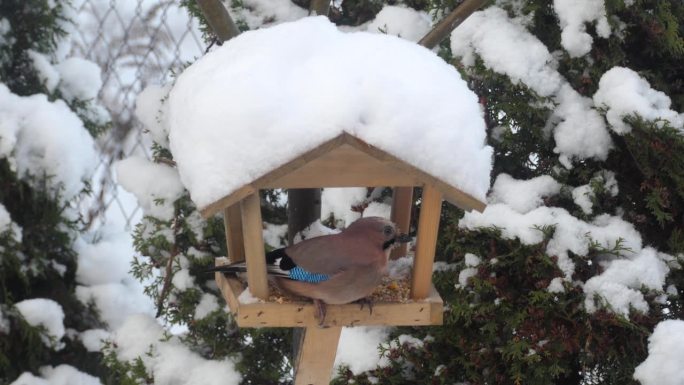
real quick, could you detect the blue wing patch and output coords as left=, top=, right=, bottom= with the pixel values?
left=288, top=266, right=330, bottom=283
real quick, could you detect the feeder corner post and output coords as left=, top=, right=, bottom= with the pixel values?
left=390, top=186, right=414, bottom=259
left=411, top=185, right=443, bottom=300
left=240, top=192, right=269, bottom=300
left=294, top=326, right=342, bottom=385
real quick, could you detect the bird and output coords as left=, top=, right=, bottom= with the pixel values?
left=208, top=216, right=412, bottom=325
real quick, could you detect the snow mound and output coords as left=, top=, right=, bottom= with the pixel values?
left=167, top=17, right=492, bottom=210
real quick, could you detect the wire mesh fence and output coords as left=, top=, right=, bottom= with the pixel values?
left=70, top=0, right=205, bottom=230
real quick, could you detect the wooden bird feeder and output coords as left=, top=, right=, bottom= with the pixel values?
left=200, top=131, right=485, bottom=385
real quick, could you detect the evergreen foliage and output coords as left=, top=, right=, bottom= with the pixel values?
left=123, top=1, right=684, bottom=384
left=0, top=1, right=111, bottom=383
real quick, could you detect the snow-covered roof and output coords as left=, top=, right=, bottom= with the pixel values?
left=167, top=17, right=492, bottom=213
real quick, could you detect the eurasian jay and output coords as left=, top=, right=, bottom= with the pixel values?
left=209, top=216, right=411, bottom=324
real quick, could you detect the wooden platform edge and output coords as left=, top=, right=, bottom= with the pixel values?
left=214, top=265, right=444, bottom=328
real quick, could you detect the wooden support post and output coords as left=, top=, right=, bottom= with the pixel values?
left=390, top=187, right=414, bottom=259
left=195, top=0, right=240, bottom=42
left=240, top=193, right=269, bottom=300
left=223, top=204, right=245, bottom=263
left=294, top=326, right=342, bottom=385
left=418, top=0, right=490, bottom=49
left=411, top=185, right=443, bottom=300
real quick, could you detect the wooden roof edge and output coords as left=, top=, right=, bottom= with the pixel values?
left=342, top=134, right=487, bottom=212
left=199, top=131, right=487, bottom=217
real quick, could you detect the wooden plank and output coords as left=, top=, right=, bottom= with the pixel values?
left=240, top=193, right=269, bottom=300
left=411, top=185, right=443, bottom=300
left=260, top=144, right=419, bottom=188
left=342, top=134, right=486, bottom=212
left=214, top=268, right=241, bottom=314
left=200, top=132, right=485, bottom=217
left=214, top=274, right=444, bottom=327
left=294, top=326, right=342, bottom=385
left=223, top=204, right=245, bottom=263
left=200, top=184, right=256, bottom=218
left=390, top=187, right=414, bottom=259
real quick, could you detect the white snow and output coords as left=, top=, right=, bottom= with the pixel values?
left=75, top=229, right=154, bottom=329
left=593, top=67, right=684, bottom=134
left=135, top=85, right=171, bottom=146
left=194, top=293, right=220, bottom=320
left=451, top=7, right=613, bottom=163
left=572, top=184, right=594, bottom=214
left=112, top=314, right=241, bottom=385
left=238, top=287, right=262, bottom=304
left=27, top=50, right=60, bottom=92
left=263, top=223, right=287, bottom=249
left=547, top=277, right=565, bottom=293
left=0, top=202, right=21, bottom=240
left=634, top=320, right=684, bottom=385
left=55, top=57, right=102, bottom=101
left=14, top=298, right=65, bottom=350
left=551, top=84, right=612, bottom=161
left=335, top=326, right=391, bottom=375
left=583, top=248, right=669, bottom=316
left=0, top=83, right=97, bottom=200
left=168, top=17, right=492, bottom=210
left=362, top=202, right=392, bottom=220
left=79, top=329, right=110, bottom=352
left=230, top=0, right=308, bottom=30
left=460, top=205, right=642, bottom=280
left=321, top=188, right=366, bottom=227
left=115, top=156, right=185, bottom=221
left=171, top=268, right=195, bottom=291
left=366, top=5, right=432, bottom=42
left=451, top=7, right=563, bottom=97
left=553, top=0, right=610, bottom=57
left=489, top=174, right=561, bottom=213
left=11, top=364, right=101, bottom=385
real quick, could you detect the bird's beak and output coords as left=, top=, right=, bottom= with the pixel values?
left=396, top=233, right=412, bottom=243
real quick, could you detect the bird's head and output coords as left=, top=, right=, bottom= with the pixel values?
left=346, top=217, right=412, bottom=250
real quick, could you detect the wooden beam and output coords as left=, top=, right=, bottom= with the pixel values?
left=200, top=133, right=485, bottom=217
left=200, top=184, right=256, bottom=218
left=223, top=204, right=245, bottom=263
left=418, top=0, right=490, bottom=49
left=390, top=187, right=414, bottom=259
left=195, top=0, right=240, bottom=42
left=309, top=0, right=330, bottom=16
left=411, top=185, right=443, bottom=299
left=294, top=326, right=341, bottom=385
left=261, top=144, right=420, bottom=189
left=342, top=134, right=485, bottom=212
left=240, top=193, right=269, bottom=300
left=214, top=274, right=443, bottom=327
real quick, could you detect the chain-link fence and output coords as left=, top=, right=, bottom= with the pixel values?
left=70, top=0, right=205, bottom=230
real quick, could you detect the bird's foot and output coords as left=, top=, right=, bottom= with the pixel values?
left=314, top=299, right=327, bottom=327
left=356, top=297, right=374, bottom=316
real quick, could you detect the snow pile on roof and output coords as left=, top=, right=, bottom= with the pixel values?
left=111, top=314, right=241, bottom=385
left=167, top=17, right=492, bottom=210
left=594, top=67, right=684, bottom=133
left=14, top=298, right=65, bottom=350
left=634, top=320, right=684, bottom=385
left=553, top=0, right=611, bottom=57
left=0, top=83, right=97, bottom=200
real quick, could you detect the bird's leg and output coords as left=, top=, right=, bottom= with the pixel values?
left=356, top=297, right=374, bottom=316
left=314, top=299, right=327, bottom=327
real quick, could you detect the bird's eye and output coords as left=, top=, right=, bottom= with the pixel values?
left=383, top=225, right=393, bottom=236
